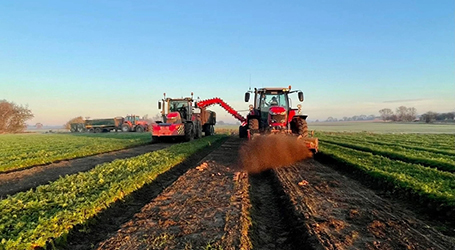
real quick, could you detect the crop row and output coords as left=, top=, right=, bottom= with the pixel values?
left=317, top=132, right=455, bottom=153
left=0, top=133, right=151, bottom=173
left=0, top=135, right=226, bottom=250
left=318, top=142, right=455, bottom=216
left=318, top=137, right=455, bottom=173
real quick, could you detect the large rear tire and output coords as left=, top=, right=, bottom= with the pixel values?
left=296, top=118, right=308, bottom=138
left=184, top=123, right=194, bottom=142
left=195, top=122, right=202, bottom=139
left=248, top=118, right=259, bottom=137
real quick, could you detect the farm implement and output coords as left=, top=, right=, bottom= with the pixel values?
left=69, top=115, right=149, bottom=133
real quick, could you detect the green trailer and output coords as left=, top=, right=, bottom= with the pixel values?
left=70, top=117, right=124, bottom=133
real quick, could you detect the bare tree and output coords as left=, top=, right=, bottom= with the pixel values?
left=379, top=108, right=394, bottom=121
left=65, top=116, right=85, bottom=130
left=0, top=100, right=34, bottom=133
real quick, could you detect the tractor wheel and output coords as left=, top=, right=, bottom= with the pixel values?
left=88, top=128, right=94, bottom=133
left=95, top=128, right=102, bottom=133
left=239, top=126, right=247, bottom=138
left=184, top=123, right=194, bottom=142
left=248, top=119, right=259, bottom=137
left=77, top=127, right=85, bottom=133
left=70, top=127, right=76, bottom=133
left=136, top=126, right=144, bottom=133
left=122, top=124, right=130, bottom=132
left=249, top=119, right=259, bottom=130
left=204, top=125, right=211, bottom=136
left=195, top=123, right=202, bottom=139
left=296, top=118, right=308, bottom=138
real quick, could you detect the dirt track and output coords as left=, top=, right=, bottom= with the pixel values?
left=0, top=142, right=171, bottom=198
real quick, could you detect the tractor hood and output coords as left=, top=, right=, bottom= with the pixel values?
left=166, top=112, right=182, bottom=124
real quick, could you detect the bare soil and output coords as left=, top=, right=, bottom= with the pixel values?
left=275, top=160, right=455, bottom=249
left=94, top=137, right=250, bottom=250
left=0, top=142, right=171, bottom=198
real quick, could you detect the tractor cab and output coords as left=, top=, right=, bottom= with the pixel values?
left=158, top=93, right=195, bottom=123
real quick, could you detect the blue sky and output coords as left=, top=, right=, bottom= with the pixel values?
left=1, top=0, right=454, bottom=125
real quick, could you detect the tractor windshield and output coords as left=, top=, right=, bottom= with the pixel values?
left=169, top=101, right=188, bottom=112
left=258, top=92, right=288, bottom=110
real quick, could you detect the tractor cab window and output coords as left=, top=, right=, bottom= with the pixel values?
left=259, top=92, right=288, bottom=110
left=169, top=101, right=188, bottom=112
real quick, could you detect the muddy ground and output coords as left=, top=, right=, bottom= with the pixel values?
left=0, top=142, right=171, bottom=198
left=2, top=136, right=455, bottom=249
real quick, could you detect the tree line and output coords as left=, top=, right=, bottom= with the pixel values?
left=379, top=106, right=417, bottom=122
left=420, top=111, right=455, bottom=123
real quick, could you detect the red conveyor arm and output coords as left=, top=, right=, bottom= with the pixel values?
left=196, top=98, right=247, bottom=123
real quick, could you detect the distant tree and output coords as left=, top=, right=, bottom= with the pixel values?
left=406, top=107, right=417, bottom=121
left=421, top=111, right=438, bottom=123
left=218, top=120, right=225, bottom=125
left=35, top=123, right=43, bottom=129
left=379, top=108, right=394, bottom=121
left=65, top=116, right=85, bottom=130
left=0, top=100, right=34, bottom=133
left=395, top=106, right=416, bottom=122
left=326, top=117, right=335, bottom=122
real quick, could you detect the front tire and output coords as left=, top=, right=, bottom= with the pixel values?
left=122, top=124, right=130, bottom=132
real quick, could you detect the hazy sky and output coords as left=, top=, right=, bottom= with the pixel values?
left=1, top=0, right=454, bottom=125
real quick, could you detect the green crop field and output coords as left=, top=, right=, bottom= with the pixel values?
left=309, top=121, right=455, bottom=134
left=0, top=133, right=152, bottom=173
left=0, top=135, right=226, bottom=249
left=317, top=132, right=455, bottom=216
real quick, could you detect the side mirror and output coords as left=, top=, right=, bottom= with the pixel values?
left=158, top=102, right=162, bottom=109
left=298, top=92, right=304, bottom=102
left=244, top=92, right=250, bottom=102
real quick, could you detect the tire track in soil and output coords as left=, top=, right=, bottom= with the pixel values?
left=274, top=159, right=455, bottom=250
left=65, top=137, right=246, bottom=250
left=0, top=142, right=172, bottom=198
left=248, top=170, right=309, bottom=250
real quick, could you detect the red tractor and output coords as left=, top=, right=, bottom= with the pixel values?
left=151, top=93, right=216, bottom=142
left=240, top=86, right=318, bottom=152
left=121, top=115, right=149, bottom=132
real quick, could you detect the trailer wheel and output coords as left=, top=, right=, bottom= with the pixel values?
left=136, top=126, right=144, bottom=133
left=88, top=128, right=94, bottom=133
left=77, top=127, right=85, bottom=133
left=295, top=118, right=308, bottom=138
left=95, top=128, right=102, bottom=133
left=184, top=123, right=194, bottom=142
left=122, top=124, right=130, bottom=132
